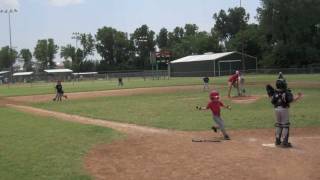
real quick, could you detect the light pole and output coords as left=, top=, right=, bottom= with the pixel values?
left=71, top=32, right=81, bottom=49
left=0, top=8, right=18, bottom=82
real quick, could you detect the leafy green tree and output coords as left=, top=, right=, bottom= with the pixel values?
left=19, top=49, right=33, bottom=71
left=79, top=33, right=95, bottom=60
left=226, top=24, right=263, bottom=59
left=131, top=25, right=156, bottom=69
left=0, top=46, right=18, bottom=69
left=157, top=28, right=168, bottom=49
left=258, top=0, right=320, bottom=67
left=34, top=39, right=58, bottom=70
left=184, top=24, right=198, bottom=37
left=96, top=27, right=132, bottom=68
left=213, top=7, right=249, bottom=41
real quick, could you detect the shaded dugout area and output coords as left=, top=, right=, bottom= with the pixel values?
left=169, top=51, right=257, bottom=77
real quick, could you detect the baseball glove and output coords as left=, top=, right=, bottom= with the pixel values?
left=266, top=84, right=275, bottom=97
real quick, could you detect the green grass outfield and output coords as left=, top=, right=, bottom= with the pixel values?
left=0, top=107, right=123, bottom=180
left=33, top=75, right=320, bottom=131
left=1, top=74, right=319, bottom=97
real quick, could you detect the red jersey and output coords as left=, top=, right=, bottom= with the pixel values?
left=207, top=100, right=224, bottom=116
left=228, top=74, right=239, bottom=83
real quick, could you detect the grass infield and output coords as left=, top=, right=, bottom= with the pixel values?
left=33, top=75, right=320, bottom=131
left=0, top=107, right=123, bottom=180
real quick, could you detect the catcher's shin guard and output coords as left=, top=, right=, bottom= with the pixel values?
left=282, top=123, right=290, bottom=145
left=275, top=123, right=283, bottom=145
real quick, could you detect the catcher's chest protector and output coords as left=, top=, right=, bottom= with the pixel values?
left=272, top=90, right=293, bottom=108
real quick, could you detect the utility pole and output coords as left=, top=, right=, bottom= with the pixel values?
left=0, top=9, right=18, bottom=83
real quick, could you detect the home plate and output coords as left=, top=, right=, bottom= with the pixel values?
left=262, top=143, right=276, bottom=148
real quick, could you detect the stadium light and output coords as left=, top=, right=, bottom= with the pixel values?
left=72, top=32, right=81, bottom=49
left=0, top=8, right=18, bottom=83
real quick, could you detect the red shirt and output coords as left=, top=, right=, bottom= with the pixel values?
left=207, top=100, right=224, bottom=116
left=228, top=74, right=239, bottom=83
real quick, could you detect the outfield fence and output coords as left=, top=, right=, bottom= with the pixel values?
left=1, top=67, right=319, bottom=85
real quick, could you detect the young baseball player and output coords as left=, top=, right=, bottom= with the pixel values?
left=53, top=80, right=68, bottom=101
left=227, top=70, right=240, bottom=98
left=118, top=77, right=123, bottom=87
left=202, top=76, right=210, bottom=91
left=267, top=75, right=302, bottom=148
left=196, top=90, right=231, bottom=140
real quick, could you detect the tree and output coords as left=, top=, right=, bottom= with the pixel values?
left=0, top=46, right=18, bottom=69
left=19, top=49, right=33, bottom=71
left=96, top=27, right=132, bottom=68
left=131, top=25, right=156, bottom=69
left=34, top=39, right=58, bottom=70
left=213, top=7, right=249, bottom=41
left=184, top=24, right=198, bottom=37
left=157, top=28, right=168, bottom=49
left=226, top=24, right=263, bottom=59
left=79, top=33, right=95, bottom=60
left=60, top=44, right=77, bottom=70
left=258, top=0, right=320, bottom=67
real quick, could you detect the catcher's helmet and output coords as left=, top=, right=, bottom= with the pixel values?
left=210, top=90, right=219, bottom=100
left=276, top=79, right=287, bottom=90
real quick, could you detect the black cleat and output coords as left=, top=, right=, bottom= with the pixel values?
left=224, top=135, right=231, bottom=140
left=281, top=142, right=292, bottom=148
left=275, top=138, right=281, bottom=146
left=211, top=126, right=217, bottom=132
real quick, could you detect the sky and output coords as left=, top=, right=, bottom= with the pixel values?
left=0, top=0, right=261, bottom=62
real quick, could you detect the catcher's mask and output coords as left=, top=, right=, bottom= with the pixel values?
left=210, top=90, right=220, bottom=100
left=276, top=79, right=287, bottom=90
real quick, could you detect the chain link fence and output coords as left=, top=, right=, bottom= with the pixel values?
left=1, top=67, right=319, bottom=85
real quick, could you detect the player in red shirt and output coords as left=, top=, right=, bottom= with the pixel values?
left=227, top=70, right=240, bottom=98
left=196, top=90, right=231, bottom=140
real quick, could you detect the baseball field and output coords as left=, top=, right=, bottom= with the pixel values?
left=0, top=74, right=319, bottom=180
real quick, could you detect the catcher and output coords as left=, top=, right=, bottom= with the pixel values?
left=266, top=75, right=302, bottom=148
left=196, top=90, right=231, bottom=140
left=227, top=70, right=240, bottom=98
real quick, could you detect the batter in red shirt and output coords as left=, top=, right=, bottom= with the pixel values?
left=197, top=90, right=231, bottom=140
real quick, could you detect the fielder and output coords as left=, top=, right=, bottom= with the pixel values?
left=196, top=90, right=231, bottom=140
left=202, top=76, right=210, bottom=91
left=266, top=74, right=302, bottom=148
left=53, top=80, right=68, bottom=101
left=227, top=70, right=240, bottom=98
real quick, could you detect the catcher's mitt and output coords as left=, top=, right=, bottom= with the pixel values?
left=266, top=84, right=275, bottom=97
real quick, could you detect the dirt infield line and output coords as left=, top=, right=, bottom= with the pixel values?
left=6, top=104, right=171, bottom=135
left=5, top=85, right=206, bottom=103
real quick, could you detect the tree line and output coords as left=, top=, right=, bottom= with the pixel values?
left=0, top=0, right=320, bottom=72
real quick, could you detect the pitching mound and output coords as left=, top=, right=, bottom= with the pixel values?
left=230, top=95, right=261, bottom=104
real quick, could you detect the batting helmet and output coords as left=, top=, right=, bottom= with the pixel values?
left=276, top=79, right=287, bottom=90
left=210, top=90, right=220, bottom=100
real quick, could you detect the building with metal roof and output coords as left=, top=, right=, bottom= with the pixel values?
left=169, top=51, right=257, bottom=77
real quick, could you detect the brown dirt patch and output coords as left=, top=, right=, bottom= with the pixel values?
left=85, top=128, right=320, bottom=180
left=230, top=95, right=261, bottom=104
left=5, top=85, right=206, bottom=103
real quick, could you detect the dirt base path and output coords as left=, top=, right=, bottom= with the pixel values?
left=5, top=85, right=206, bottom=103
